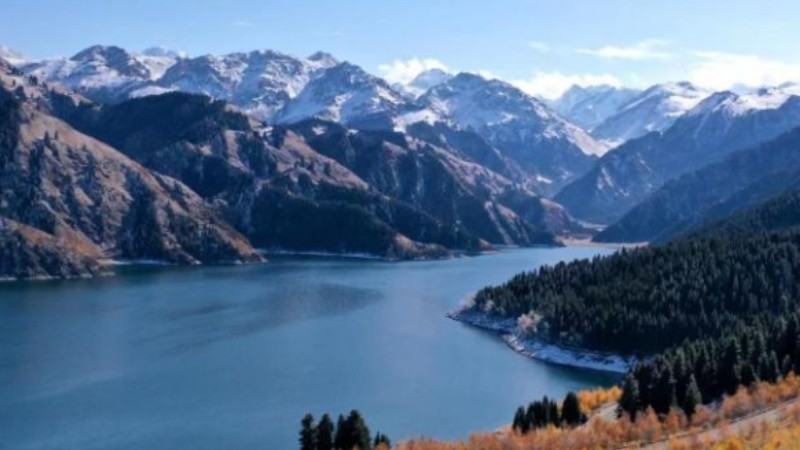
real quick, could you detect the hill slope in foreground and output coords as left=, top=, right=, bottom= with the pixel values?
left=390, top=377, right=800, bottom=449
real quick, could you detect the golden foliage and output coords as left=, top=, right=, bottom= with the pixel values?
left=577, top=386, right=622, bottom=413
left=393, top=376, right=800, bottom=450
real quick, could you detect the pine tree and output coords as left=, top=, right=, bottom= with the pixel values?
left=373, top=432, right=391, bottom=448
left=541, top=396, right=552, bottom=425
left=762, top=351, right=781, bottom=383
left=722, top=338, right=742, bottom=395
left=317, top=414, right=334, bottom=450
left=334, top=414, right=347, bottom=450
left=512, top=406, right=527, bottom=433
left=345, top=410, right=371, bottom=450
left=653, top=363, right=677, bottom=415
left=548, top=399, right=560, bottom=427
left=300, top=413, right=316, bottom=450
left=681, top=375, right=702, bottom=418
left=782, top=354, right=794, bottom=376
left=740, top=362, right=757, bottom=386
left=525, top=403, right=536, bottom=431
left=618, top=374, right=641, bottom=421
left=561, top=392, right=582, bottom=426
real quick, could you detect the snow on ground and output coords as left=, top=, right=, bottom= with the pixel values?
left=448, top=308, right=634, bottom=373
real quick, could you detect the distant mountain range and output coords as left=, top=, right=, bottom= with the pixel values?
left=0, top=52, right=592, bottom=279
left=549, top=84, right=641, bottom=131
left=556, top=84, right=800, bottom=225
left=595, top=125, right=800, bottom=243
left=4, top=43, right=800, bottom=278
left=14, top=45, right=606, bottom=195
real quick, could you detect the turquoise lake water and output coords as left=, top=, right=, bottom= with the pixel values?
left=0, top=247, right=618, bottom=450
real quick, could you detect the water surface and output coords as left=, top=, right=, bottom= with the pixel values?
left=0, top=247, right=617, bottom=450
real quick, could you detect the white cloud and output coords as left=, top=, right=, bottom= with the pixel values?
left=377, top=58, right=450, bottom=85
left=528, top=41, right=551, bottom=52
left=578, top=39, right=673, bottom=60
left=512, top=72, right=623, bottom=99
left=688, top=51, right=800, bottom=90
left=232, top=21, right=254, bottom=28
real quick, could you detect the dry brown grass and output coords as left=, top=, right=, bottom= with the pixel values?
left=393, top=376, right=800, bottom=450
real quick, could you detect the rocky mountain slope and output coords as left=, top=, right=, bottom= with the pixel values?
left=47, top=91, right=464, bottom=258
left=407, top=73, right=606, bottom=195
left=0, top=217, right=107, bottom=280
left=23, top=45, right=174, bottom=103
left=273, top=62, right=405, bottom=129
left=594, top=126, right=800, bottom=243
left=13, top=45, right=609, bottom=198
left=686, top=186, right=800, bottom=240
left=154, top=49, right=337, bottom=120
left=556, top=86, right=800, bottom=224
left=288, top=119, right=570, bottom=246
left=48, top=83, right=578, bottom=254
left=0, top=59, right=264, bottom=279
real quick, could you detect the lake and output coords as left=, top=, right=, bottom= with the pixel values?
left=0, top=247, right=618, bottom=450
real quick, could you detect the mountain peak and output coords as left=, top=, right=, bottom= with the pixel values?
left=68, top=44, right=153, bottom=80
left=649, top=81, right=699, bottom=95
left=687, top=84, right=799, bottom=118
left=590, top=82, right=711, bottom=145
left=408, top=68, right=452, bottom=92
left=307, top=51, right=338, bottom=65
left=0, top=45, right=28, bottom=66
left=550, top=84, right=642, bottom=131
left=141, top=46, right=186, bottom=59
left=70, top=45, right=128, bottom=61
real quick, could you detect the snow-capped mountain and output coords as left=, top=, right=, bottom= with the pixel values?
left=12, top=44, right=604, bottom=196
left=0, top=45, right=28, bottom=66
left=273, top=62, right=406, bottom=128
left=402, top=68, right=454, bottom=98
left=591, top=81, right=712, bottom=146
left=404, top=73, right=608, bottom=195
left=155, top=49, right=337, bottom=120
left=685, top=85, right=800, bottom=118
left=23, top=45, right=180, bottom=102
left=556, top=84, right=800, bottom=224
left=136, top=46, right=185, bottom=78
left=19, top=45, right=340, bottom=120
left=594, top=127, right=800, bottom=244
left=549, top=84, right=641, bottom=130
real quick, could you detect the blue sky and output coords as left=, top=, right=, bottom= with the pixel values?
left=3, top=0, right=800, bottom=98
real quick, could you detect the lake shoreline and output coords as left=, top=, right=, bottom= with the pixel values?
left=447, top=309, right=634, bottom=374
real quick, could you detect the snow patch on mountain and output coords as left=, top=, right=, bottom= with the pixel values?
left=403, top=68, right=454, bottom=98
left=592, top=81, right=712, bottom=146
left=0, top=45, right=28, bottom=66
left=416, top=73, right=608, bottom=157
left=274, top=62, right=405, bottom=125
left=687, top=85, right=800, bottom=118
left=549, top=84, right=641, bottom=130
left=157, top=49, right=339, bottom=119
